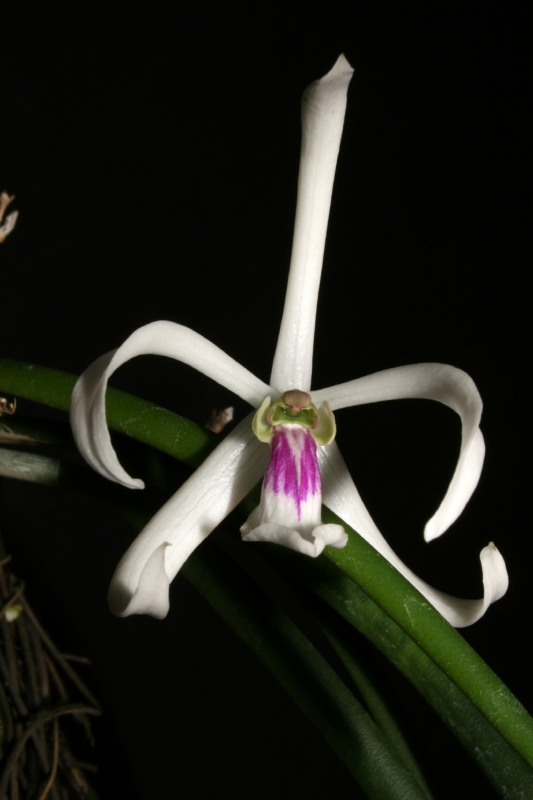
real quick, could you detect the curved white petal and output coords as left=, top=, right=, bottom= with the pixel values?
left=314, top=363, right=484, bottom=540
left=270, top=55, right=354, bottom=393
left=319, top=442, right=508, bottom=628
left=108, top=413, right=270, bottom=618
left=71, top=321, right=273, bottom=487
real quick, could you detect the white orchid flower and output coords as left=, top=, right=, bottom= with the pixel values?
left=70, top=55, right=508, bottom=626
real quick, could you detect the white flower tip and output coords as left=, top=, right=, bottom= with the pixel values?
left=481, top=541, right=509, bottom=603
left=313, top=523, right=348, bottom=550
left=312, top=54, right=353, bottom=95
left=302, top=53, right=354, bottom=113
left=423, top=427, right=486, bottom=543
left=242, top=522, right=347, bottom=557
left=329, top=53, right=354, bottom=77
left=108, top=543, right=170, bottom=619
left=70, top=354, right=146, bottom=490
left=443, top=541, right=508, bottom=627
left=423, top=519, right=440, bottom=543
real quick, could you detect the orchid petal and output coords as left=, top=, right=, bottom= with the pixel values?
left=314, top=363, right=484, bottom=540
left=108, top=413, right=270, bottom=618
left=71, top=321, right=273, bottom=488
left=270, top=55, right=354, bottom=393
left=319, top=442, right=508, bottom=627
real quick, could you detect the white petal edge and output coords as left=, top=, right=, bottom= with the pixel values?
left=270, top=54, right=354, bottom=393
left=70, top=321, right=273, bottom=487
left=0, top=211, right=18, bottom=241
left=108, top=413, right=270, bottom=618
left=313, top=363, right=484, bottom=540
left=242, top=522, right=346, bottom=557
left=319, top=442, right=508, bottom=628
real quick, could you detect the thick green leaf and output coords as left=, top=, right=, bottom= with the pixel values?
left=2, top=359, right=533, bottom=779
left=0, top=448, right=432, bottom=798
left=264, top=545, right=533, bottom=799
left=0, top=359, right=216, bottom=468
left=315, top=612, right=435, bottom=796
left=182, top=539, right=433, bottom=799
left=320, top=509, right=533, bottom=768
left=3, top=440, right=532, bottom=796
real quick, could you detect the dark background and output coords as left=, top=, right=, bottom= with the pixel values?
left=0, top=4, right=529, bottom=798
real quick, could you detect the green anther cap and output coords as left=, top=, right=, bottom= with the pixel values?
left=281, top=390, right=311, bottom=410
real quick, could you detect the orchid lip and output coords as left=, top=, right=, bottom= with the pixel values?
left=70, top=55, right=507, bottom=626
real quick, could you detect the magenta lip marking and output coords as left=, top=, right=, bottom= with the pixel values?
left=263, top=426, right=321, bottom=521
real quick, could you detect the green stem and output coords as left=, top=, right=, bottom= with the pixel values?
left=2, top=359, right=533, bottom=774
left=0, top=359, right=216, bottom=468
left=315, top=612, right=434, bottom=796
left=3, top=438, right=533, bottom=797
left=321, top=509, right=533, bottom=767
left=263, top=544, right=533, bottom=798
left=182, top=537, right=433, bottom=800
left=0, top=454, right=433, bottom=798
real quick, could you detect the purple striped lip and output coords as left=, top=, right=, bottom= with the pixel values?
left=263, top=424, right=321, bottom=521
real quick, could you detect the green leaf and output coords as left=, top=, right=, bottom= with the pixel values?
left=314, top=610, right=435, bottom=796
left=321, top=509, right=533, bottom=769
left=0, top=359, right=216, bottom=468
left=263, top=544, right=533, bottom=799
left=182, top=538, right=434, bottom=800
left=2, top=359, right=533, bottom=789
left=0, top=447, right=433, bottom=797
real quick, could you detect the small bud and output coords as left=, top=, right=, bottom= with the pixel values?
left=205, top=406, right=234, bottom=434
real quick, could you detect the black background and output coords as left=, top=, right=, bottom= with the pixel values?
left=0, top=4, right=529, bottom=798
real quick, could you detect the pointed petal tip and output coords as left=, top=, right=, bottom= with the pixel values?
left=481, top=541, right=509, bottom=603
left=434, top=541, right=508, bottom=627
left=319, top=443, right=506, bottom=627
left=423, top=519, right=440, bottom=543
left=317, top=54, right=354, bottom=88
left=423, top=427, right=485, bottom=543
left=108, top=543, right=171, bottom=619
left=330, top=53, right=354, bottom=75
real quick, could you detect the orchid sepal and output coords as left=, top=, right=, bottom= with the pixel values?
left=70, top=320, right=274, bottom=489
left=108, top=413, right=270, bottom=618
left=270, top=54, right=354, bottom=392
